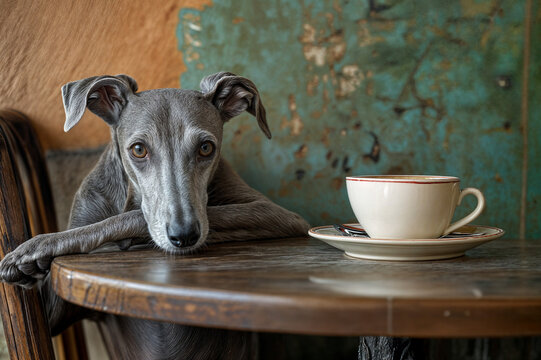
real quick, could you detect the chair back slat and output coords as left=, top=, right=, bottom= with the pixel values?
left=0, top=110, right=56, bottom=359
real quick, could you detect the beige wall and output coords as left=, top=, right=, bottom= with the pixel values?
left=0, top=0, right=209, bottom=150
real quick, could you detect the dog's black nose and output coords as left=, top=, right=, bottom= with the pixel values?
left=166, top=221, right=200, bottom=248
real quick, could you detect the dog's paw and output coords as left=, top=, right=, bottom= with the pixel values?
left=0, top=234, right=55, bottom=288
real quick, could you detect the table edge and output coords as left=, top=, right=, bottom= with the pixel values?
left=51, top=259, right=541, bottom=337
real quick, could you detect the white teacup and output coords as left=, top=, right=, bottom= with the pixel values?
left=345, top=175, right=485, bottom=239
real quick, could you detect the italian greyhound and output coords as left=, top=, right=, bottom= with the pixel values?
left=0, top=72, right=309, bottom=359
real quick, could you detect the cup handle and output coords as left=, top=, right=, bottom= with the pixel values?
left=442, top=188, right=485, bottom=236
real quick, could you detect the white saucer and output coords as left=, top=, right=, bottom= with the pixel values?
left=308, top=224, right=504, bottom=261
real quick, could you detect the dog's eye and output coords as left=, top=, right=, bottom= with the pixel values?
left=130, top=143, right=148, bottom=158
left=199, top=141, right=215, bottom=157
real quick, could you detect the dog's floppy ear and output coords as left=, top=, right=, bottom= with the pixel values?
left=200, top=72, right=271, bottom=139
left=61, top=74, right=138, bottom=132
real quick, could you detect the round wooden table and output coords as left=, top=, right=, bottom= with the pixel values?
left=50, top=237, right=541, bottom=338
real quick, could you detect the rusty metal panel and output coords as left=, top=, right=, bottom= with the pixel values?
left=178, top=0, right=527, bottom=238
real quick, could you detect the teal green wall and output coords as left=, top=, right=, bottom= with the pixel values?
left=178, top=0, right=539, bottom=239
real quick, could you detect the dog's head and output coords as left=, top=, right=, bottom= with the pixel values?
left=61, top=72, right=270, bottom=253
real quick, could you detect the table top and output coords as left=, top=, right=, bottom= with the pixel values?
left=50, top=237, right=541, bottom=338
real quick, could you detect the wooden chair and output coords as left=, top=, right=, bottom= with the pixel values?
left=0, top=109, right=87, bottom=359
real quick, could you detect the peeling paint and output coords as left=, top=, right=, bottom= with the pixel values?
left=337, top=64, right=364, bottom=97
left=363, top=132, right=381, bottom=163
left=357, top=19, right=385, bottom=47
left=307, top=74, right=320, bottom=96
left=178, top=11, right=205, bottom=69
left=302, top=44, right=327, bottom=67
left=300, top=21, right=347, bottom=68
left=326, top=150, right=333, bottom=161
left=281, top=95, right=304, bottom=136
left=294, top=144, right=308, bottom=159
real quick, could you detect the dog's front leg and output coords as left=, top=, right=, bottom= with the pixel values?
left=0, top=210, right=148, bottom=288
left=207, top=200, right=310, bottom=243
left=205, top=159, right=310, bottom=243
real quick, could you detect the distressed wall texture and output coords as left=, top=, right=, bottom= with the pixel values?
left=178, top=0, right=540, bottom=240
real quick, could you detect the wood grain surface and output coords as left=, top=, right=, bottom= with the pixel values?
left=51, top=237, right=541, bottom=338
left=0, top=0, right=209, bottom=150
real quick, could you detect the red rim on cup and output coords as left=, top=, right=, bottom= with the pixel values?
left=346, top=175, right=460, bottom=185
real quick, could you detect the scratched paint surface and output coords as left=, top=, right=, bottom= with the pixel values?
left=178, top=0, right=528, bottom=238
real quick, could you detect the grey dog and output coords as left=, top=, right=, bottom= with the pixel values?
left=0, top=72, right=309, bottom=359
